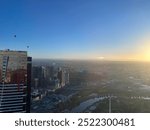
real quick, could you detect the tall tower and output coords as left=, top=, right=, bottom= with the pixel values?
left=0, top=50, right=32, bottom=113
left=57, top=68, right=65, bottom=88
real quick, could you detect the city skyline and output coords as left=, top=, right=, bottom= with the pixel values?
left=1, top=0, right=150, bottom=61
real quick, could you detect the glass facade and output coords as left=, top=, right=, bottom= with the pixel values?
left=0, top=50, right=31, bottom=113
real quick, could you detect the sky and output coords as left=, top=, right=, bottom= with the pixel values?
left=0, top=0, right=150, bottom=61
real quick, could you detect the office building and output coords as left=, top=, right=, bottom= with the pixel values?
left=57, top=67, right=69, bottom=88
left=0, top=50, right=32, bottom=113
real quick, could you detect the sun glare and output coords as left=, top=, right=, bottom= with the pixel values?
left=97, top=56, right=105, bottom=60
left=140, top=40, right=150, bottom=61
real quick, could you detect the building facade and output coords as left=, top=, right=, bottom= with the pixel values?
left=0, top=50, right=32, bottom=113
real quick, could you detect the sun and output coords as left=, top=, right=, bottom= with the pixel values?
left=97, top=56, right=105, bottom=60
left=143, top=51, right=150, bottom=61
left=140, top=43, right=150, bottom=61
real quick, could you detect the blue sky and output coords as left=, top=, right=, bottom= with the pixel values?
left=0, top=0, right=150, bottom=60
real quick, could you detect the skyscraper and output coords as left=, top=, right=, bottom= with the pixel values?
left=0, top=50, right=32, bottom=113
left=57, top=67, right=69, bottom=88
left=57, top=68, right=65, bottom=88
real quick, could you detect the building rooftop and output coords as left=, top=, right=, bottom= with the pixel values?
left=0, top=49, right=27, bottom=53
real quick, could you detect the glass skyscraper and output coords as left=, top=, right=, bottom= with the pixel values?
left=0, top=50, right=32, bottom=113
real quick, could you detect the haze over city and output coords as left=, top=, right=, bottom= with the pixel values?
left=1, top=0, right=150, bottom=61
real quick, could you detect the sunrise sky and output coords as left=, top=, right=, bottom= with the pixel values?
left=0, top=0, right=150, bottom=61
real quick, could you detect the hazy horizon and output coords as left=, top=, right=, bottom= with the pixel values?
left=32, top=57, right=150, bottom=62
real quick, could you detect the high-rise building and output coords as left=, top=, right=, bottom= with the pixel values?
left=65, top=72, right=69, bottom=85
left=0, top=50, right=32, bottom=113
left=57, top=68, right=65, bottom=88
left=57, top=67, right=70, bottom=88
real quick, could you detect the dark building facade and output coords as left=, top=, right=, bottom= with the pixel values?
left=0, top=50, right=32, bottom=113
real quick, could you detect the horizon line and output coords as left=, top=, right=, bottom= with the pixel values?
left=32, top=58, right=150, bottom=62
